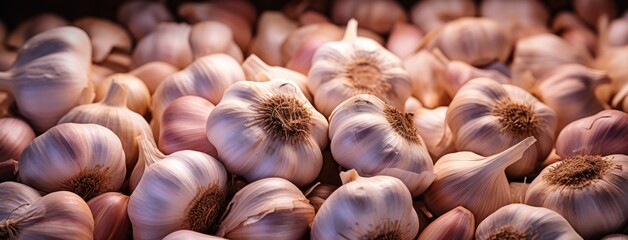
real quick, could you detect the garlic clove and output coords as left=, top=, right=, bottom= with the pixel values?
left=164, top=230, right=227, bottom=240
left=190, top=21, right=243, bottom=62
left=159, top=96, right=217, bottom=157
left=417, top=206, right=475, bottom=240
left=555, top=109, right=628, bottom=158
left=386, top=22, right=423, bottom=60
left=6, top=13, right=68, bottom=49
left=331, top=0, right=407, bottom=34
left=248, top=11, right=299, bottom=66
left=0, top=117, right=35, bottom=161
left=132, top=23, right=194, bottom=69
left=128, top=61, right=179, bottom=94
left=281, top=22, right=344, bottom=74
left=88, top=192, right=131, bottom=240
left=242, top=54, right=313, bottom=102
left=410, top=0, right=477, bottom=33
left=129, top=135, right=165, bottom=192
left=405, top=97, right=455, bottom=160
left=73, top=17, right=132, bottom=63
left=305, top=183, right=338, bottom=213
left=95, top=73, right=151, bottom=117
left=403, top=50, right=450, bottom=108
left=117, top=1, right=173, bottom=40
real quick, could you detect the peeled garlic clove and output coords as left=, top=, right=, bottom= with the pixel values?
left=88, top=192, right=131, bottom=240
left=95, top=73, right=151, bottom=117
left=476, top=204, right=583, bottom=240
left=480, top=0, right=549, bottom=41
left=441, top=59, right=511, bottom=98
left=248, top=11, right=298, bottom=66
left=405, top=97, right=455, bottom=160
left=418, top=206, right=475, bottom=240
left=190, top=21, right=242, bottom=62
left=0, top=117, right=35, bottom=161
left=574, top=0, right=616, bottom=29
left=217, top=178, right=314, bottom=239
left=129, top=61, right=179, bottom=94
left=308, top=19, right=412, bottom=117
left=556, top=110, right=628, bottom=158
left=128, top=150, right=228, bottom=240
left=164, top=230, right=227, bottom=240
left=281, top=22, right=344, bottom=74
left=311, top=170, right=419, bottom=239
left=424, top=137, right=537, bottom=224
left=18, top=123, right=126, bottom=200
left=329, top=94, right=434, bottom=196
left=526, top=154, right=628, bottom=239
left=6, top=13, right=68, bottom=49
left=446, top=78, right=557, bottom=178
left=159, top=96, right=217, bottom=157
left=386, top=22, right=423, bottom=60
left=129, top=135, right=165, bottom=192
left=206, top=79, right=328, bottom=187
left=403, top=49, right=450, bottom=108
left=132, top=23, right=193, bottom=69
left=331, top=0, right=407, bottom=34
left=73, top=17, right=132, bottom=63
left=242, top=54, right=313, bottom=102
left=410, top=0, right=476, bottom=33
left=117, top=1, right=173, bottom=40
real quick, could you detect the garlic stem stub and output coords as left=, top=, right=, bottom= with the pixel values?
left=129, top=135, right=166, bottom=192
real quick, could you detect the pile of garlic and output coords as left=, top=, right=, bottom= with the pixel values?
left=0, top=0, right=627, bottom=239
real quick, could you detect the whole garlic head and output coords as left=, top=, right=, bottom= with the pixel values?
left=206, top=79, right=328, bottom=187
left=555, top=110, right=628, bottom=158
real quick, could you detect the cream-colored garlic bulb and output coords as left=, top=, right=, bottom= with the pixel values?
left=410, top=0, right=476, bottom=33
left=73, top=17, right=132, bottom=63
left=129, top=135, right=165, bottom=192
left=248, top=11, right=298, bottom=66
left=242, top=54, right=313, bottom=102
left=281, top=22, right=344, bottom=74
left=88, top=192, right=131, bottom=240
left=0, top=182, right=94, bottom=239
left=164, top=230, right=227, bottom=240
left=552, top=12, right=598, bottom=56
left=446, top=78, right=556, bottom=177
left=332, top=0, right=407, bottom=34
left=206, top=79, right=328, bottom=187
left=95, top=73, right=151, bottom=117
left=128, top=149, right=228, bottom=240
left=308, top=19, right=412, bottom=117
left=405, top=97, right=455, bottom=160
left=480, top=0, right=549, bottom=41
left=574, top=0, right=616, bottom=29
left=159, top=96, right=217, bottom=157
left=329, top=94, right=434, bottom=196
left=217, top=177, right=314, bottom=239
left=311, top=170, right=419, bottom=239
left=129, top=61, right=179, bottom=94
left=419, top=17, right=511, bottom=67
left=441, top=58, right=511, bottom=98
left=402, top=49, right=450, bottom=108
left=525, top=154, right=627, bottom=239
left=536, top=64, right=609, bottom=131
left=386, top=22, right=423, bottom=60
left=418, top=206, right=475, bottom=240
left=424, top=137, right=536, bottom=224
left=476, top=204, right=583, bottom=240
left=132, top=23, right=193, bottom=69
left=18, top=123, right=126, bottom=200
left=190, top=21, right=243, bottom=62
left=6, top=13, right=68, bottom=48
left=556, top=110, right=627, bottom=158
left=612, top=84, right=628, bottom=112
left=117, top=1, right=173, bottom=40
left=59, top=80, right=152, bottom=171
left=0, top=26, right=92, bottom=133
left=0, top=117, right=35, bottom=161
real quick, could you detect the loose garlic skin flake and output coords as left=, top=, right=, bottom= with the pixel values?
left=206, top=79, right=328, bottom=187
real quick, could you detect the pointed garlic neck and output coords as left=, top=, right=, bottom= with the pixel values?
left=242, top=54, right=272, bottom=81
left=137, top=136, right=165, bottom=165
left=102, top=80, right=128, bottom=107
left=483, top=137, right=537, bottom=172
left=339, top=169, right=361, bottom=184
left=343, top=19, right=359, bottom=41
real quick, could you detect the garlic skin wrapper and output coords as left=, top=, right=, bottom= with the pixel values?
left=476, top=204, right=583, bottom=240
left=405, top=97, right=455, bottom=160
left=480, top=0, right=549, bottom=41
left=159, top=96, right=217, bottom=157
left=331, top=0, right=407, bottom=34
left=206, top=79, right=328, bottom=187
left=18, top=123, right=126, bottom=200
left=164, top=230, right=227, bottom=240
left=447, top=78, right=556, bottom=177
left=88, top=192, right=131, bottom=240
left=216, top=178, right=315, bottom=239
left=248, top=11, right=298, bottom=66
left=402, top=49, right=450, bottom=108
left=329, top=94, right=435, bottom=196
left=128, top=150, right=228, bottom=240
left=424, top=137, right=536, bottom=224
left=311, top=170, right=419, bottom=240
left=132, top=23, right=193, bottom=69
left=306, top=183, right=338, bottom=213
left=410, top=0, right=476, bottom=33
left=129, top=61, right=179, bottom=94
left=73, top=17, right=132, bottom=63
left=0, top=182, right=94, bottom=240
left=117, top=1, right=173, bottom=40
left=556, top=110, right=628, bottom=158
left=0, top=117, right=35, bottom=161
left=0, top=26, right=92, bottom=133
left=308, top=19, right=412, bottom=117
left=59, top=80, right=153, bottom=171
left=525, top=154, right=628, bottom=239
left=129, top=136, right=166, bottom=192
left=417, top=206, right=475, bottom=240
left=6, top=13, right=68, bottom=49
left=242, top=54, right=313, bottom=103
left=95, top=73, right=151, bottom=117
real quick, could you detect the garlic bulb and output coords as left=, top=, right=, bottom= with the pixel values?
left=441, top=59, right=511, bottom=98
left=308, top=19, right=412, bottom=117
left=311, top=170, right=419, bottom=239
left=476, top=204, right=583, bottom=240
left=88, top=192, right=131, bottom=240
left=132, top=23, right=193, bottom=69
left=405, top=97, right=455, bottom=160
left=217, top=177, right=315, bottom=239
left=281, top=22, right=344, bottom=74
left=417, top=206, right=475, bottom=240
left=410, top=0, right=476, bottom=33
left=18, top=123, right=126, bottom=200
left=164, top=230, right=227, bottom=240
left=190, top=21, right=243, bottom=62
left=574, top=0, right=616, bottom=29
left=329, top=94, right=435, bottom=196
left=386, top=22, right=423, bottom=60
left=6, top=13, right=67, bottom=48
left=424, top=137, right=536, bottom=224
left=242, top=54, right=313, bottom=102
left=480, top=0, right=549, bottom=41
left=159, top=96, right=217, bottom=157
left=129, top=61, right=179, bottom=94
left=129, top=135, right=165, bottom=192
left=73, top=17, right=132, bottom=63
left=331, top=0, right=407, bottom=34
left=552, top=12, right=598, bottom=56
left=0, top=117, right=35, bottom=161
left=59, top=80, right=153, bottom=171
left=128, top=150, right=228, bottom=240
left=0, top=26, right=92, bottom=132
left=402, top=49, right=450, bottom=108
left=248, top=11, right=298, bottom=66
left=206, top=79, right=328, bottom=187
left=536, top=64, right=610, bottom=131
left=117, top=1, right=173, bottom=40
left=419, top=17, right=511, bottom=67
left=556, top=110, right=627, bottom=158
left=0, top=182, right=94, bottom=239
left=525, top=154, right=628, bottom=239
left=95, top=73, right=151, bottom=117
left=446, top=78, right=557, bottom=177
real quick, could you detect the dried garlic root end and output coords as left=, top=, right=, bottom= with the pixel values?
left=346, top=60, right=391, bottom=97
left=62, top=165, right=112, bottom=200
left=184, top=184, right=226, bottom=234
left=483, top=226, right=527, bottom=240
left=250, top=94, right=313, bottom=144
left=360, top=220, right=403, bottom=240
left=492, top=99, right=539, bottom=138
left=545, top=155, right=619, bottom=189
left=384, top=104, right=420, bottom=144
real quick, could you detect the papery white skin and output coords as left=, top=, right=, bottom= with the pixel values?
left=329, top=94, right=435, bottom=196
left=164, top=230, right=227, bottom=240
left=87, top=192, right=131, bottom=240
left=129, top=61, right=178, bottom=94
left=424, top=137, right=536, bottom=224
left=331, top=0, right=407, bottom=34
left=95, top=73, right=151, bottom=117
left=311, top=170, right=419, bottom=240
left=308, top=19, right=412, bottom=117
left=190, top=21, right=243, bottom=62
left=159, top=96, right=217, bottom=157
left=132, top=23, right=193, bottom=69
left=405, top=98, right=455, bottom=160
left=248, top=11, right=298, bottom=66
left=129, top=135, right=166, bottom=192
left=128, top=150, right=228, bottom=240
left=217, top=178, right=314, bottom=239
left=117, top=1, right=173, bottom=40
left=242, top=54, right=313, bottom=102
left=410, top=0, right=476, bottom=33
left=525, top=154, right=628, bottom=239
left=555, top=110, right=628, bottom=158
left=402, top=50, right=450, bottom=108
left=417, top=206, right=475, bottom=240
left=206, top=79, right=328, bottom=187
left=0, top=117, right=35, bottom=161
left=18, top=123, right=126, bottom=199
left=6, top=13, right=68, bottom=48
left=446, top=78, right=556, bottom=177
left=476, top=204, right=583, bottom=240
left=386, top=22, right=423, bottom=60
left=73, top=17, right=132, bottom=63
left=480, top=0, right=549, bottom=41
